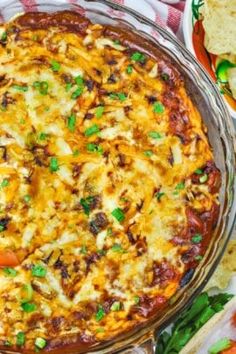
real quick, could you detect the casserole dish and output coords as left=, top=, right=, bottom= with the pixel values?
left=0, top=1, right=235, bottom=353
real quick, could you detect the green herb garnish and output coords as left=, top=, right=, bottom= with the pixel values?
left=191, top=233, right=202, bottom=244
left=32, top=265, right=47, bottom=278
left=66, top=82, right=73, bottom=92
left=21, top=302, right=37, bottom=313
left=175, top=182, right=185, bottom=191
left=80, top=245, right=87, bottom=254
left=84, top=124, right=100, bottom=137
left=12, top=85, right=28, bottom=92
left=3, top=267, right=17, bottom=277
left=96, top=305, right=105, bottom=321
left=126, top=65, right=133, bottom=74
left=109, top=92, right=127, bottom=102
left=75, top=75, right=84, bottom=86
left=111, top=243, right=125, bottom=253
left=95, top=106, right=104, bottom=118
left=199, top=174, right=208, bottom=183
left=111, top=208, right=125, bottom=222
left=195, top=168, right=203, bottom=175
left=67, top=114, right=76, bottom=132
left=153, top=102, right=165, bottom=114
left=71, top=87, right=84, bottom=99
left=156, top=192, right=165, bottom=201
left=131, top=52, right=146, bottom=63
left=35, top=337, right=47, bottom=350
left=39, top=132, right=47, bottom=141
left=144, top=150, right=153, bottom=157
left=192, top=0, right=204, bottom=20
left=86, top=143, right=103, bottom=154
left=1, top=178, right=9, bottom=188
left=21, top=284, right=34, bottom=304
left=1, top=31, right=7, bottom=42
left=49, top=157, right=59, bottom=172
left=110, top=301, right=121, bottom=311
left=33, top=81, right=48, bottom=95
left=16, top=332, right=25, bottom=346
left=51, top=60, right=61, bottom=72
left=23, top=194, right=31, bottom=203
left=80, top=196, right=94, bottom=216
left=148, top=131, right=162, bottom=139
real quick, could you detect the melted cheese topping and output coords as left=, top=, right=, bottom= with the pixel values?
left=0, top=13, right=220, bottom=351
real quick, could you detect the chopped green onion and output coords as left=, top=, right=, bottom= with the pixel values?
left=3, top=267, right=17, bottom=277
left=67, top=114, right=76, bottom=132
left=51, top=60, right=61, bottom=72
left=32, top=264, right=47, bottom=278
left=144, top=150, right=153, bottom=157
left=191, top=233, right=202, bottom=244
left=21, top=302, right=37, bottom=313
left=131, top=52, right=146, bottom=63
left=195, top=168, right=203, bottom=175
left=35, top=337, right=47, bottom=350
left=80, top=196, right=94, bottom=216
left=49, top=157, right=59, bottom=172
left=95, top=106, right=104, bottom=118
left=111, top=243, right=125, bottom=253
left=12, top=85, right=28, bottom=92
left=195, top=255, right=203, bottom=261
left=148, top=131, right=162, bottom=139
left=1, top=31, right=7, bottom=42
left=33, top=81, right=48, bottom=95
left=208, top=338, right=231, bottom=354
left=109, top=92, right=127, bottom=102
left=73, top=149, right=80, bottom=157
left=134, top=296, right=140, bottom=304
left=71, top=86, right=84, bottom=99
left=80, top=245, right=87, bottom=254
left=21, top=284, right=34, bottom=304
left=16, top=332, right=25, bottom=346
left=75, top=75, right=84, bottom=86
left=111, top=208, right=125, bottom=222
left=84, top=124, right=100, bottom=137
left=1, top=178, right=9, bottom=188
left=156, top=192, right=165, bottom=201
left=126, top=65, right=133, bottom=74
left=86, top=143, right=103, bottom=154
left=175, top=182, right=185, bottom=191
left=153, top=102, right=165, bottom=114
left=23, top=194, right=31, bottom=203
left=96, top=305, right=105, bottom=322
left=39, top=132, right=47, bottom=141
left=161, top=73, right=169, bottom=81
left=65, top=82, right=73, bottom=92
left=111, top=301, right=121, bottom=311
left=199, top=174, right=208, bottom=183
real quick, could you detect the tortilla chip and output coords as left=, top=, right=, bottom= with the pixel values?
left=202, top=0, right=236, bottom=56
left=205, top=239, right=236, bottom=291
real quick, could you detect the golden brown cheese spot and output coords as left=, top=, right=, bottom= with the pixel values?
left=0, top=11, right=220, bottom=352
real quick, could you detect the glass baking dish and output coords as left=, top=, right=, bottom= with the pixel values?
left=0, top=0, right=235, bottom=353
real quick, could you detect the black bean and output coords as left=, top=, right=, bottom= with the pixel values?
left=180, top=268, right=195, bottom=288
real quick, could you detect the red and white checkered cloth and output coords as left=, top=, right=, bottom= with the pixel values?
left=1, top=0, right=186, bottom=41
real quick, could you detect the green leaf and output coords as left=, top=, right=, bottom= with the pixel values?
left=111, top=208, right=125, bottom=222
left=3, top=267, right=17, bottom=277
left=96, top=305, right=105, bottom=321
left=153, top=102, right=165, bottom=114
left=51, top=60, right=61, bottom=72
left=84, top=124, right=100, bottom=137
left=32, top=265, right=47, bottom=278
left=131, top=52, right=146, bottom=63
left=16, top=332, right=25, bottom=346
left=192, top=0, right=204, bottom=20
left=49, top=157, right=59, bottom=172
left=67, top=114, right=76, bottom=132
